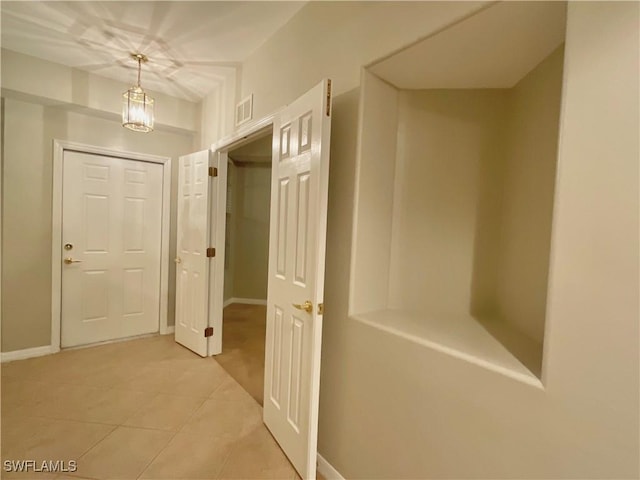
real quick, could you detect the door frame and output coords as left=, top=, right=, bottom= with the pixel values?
left=51, top=140, right=172, bottom=352
left=207, top=113, right=275, bottom=355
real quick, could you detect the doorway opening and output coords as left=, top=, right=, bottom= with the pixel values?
left=215, top=131, right=272, bottom=405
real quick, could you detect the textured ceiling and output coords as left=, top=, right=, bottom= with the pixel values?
left=1, top=1, right=305, bottom=101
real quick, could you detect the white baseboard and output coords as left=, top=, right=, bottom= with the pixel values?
left=317, top=454, right=345, bottom=480
left=224, top=297, right=267, bottom=308
left=2, top=329, right=177, bottom=363
left=1, top=345, right=57, bottom=363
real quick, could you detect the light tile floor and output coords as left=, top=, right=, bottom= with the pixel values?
left=217, top=304, right=267, bottom=406
left=1, top=335, right=300, bottom=479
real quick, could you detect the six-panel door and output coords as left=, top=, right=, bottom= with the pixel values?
left=61, top=151, right=163, bottom=347
left=264, top=79, right=332, bottom=479
left=175, top=150, right=211, bottom=357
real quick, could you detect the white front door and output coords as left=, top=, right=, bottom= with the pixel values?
left=61, top=151, right=163, bottom=348
left=263, top=79, right=332, bottom=479
left=174, top=150, right=212, bottom=356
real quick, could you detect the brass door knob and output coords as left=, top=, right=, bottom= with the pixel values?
left=292, top=300, right=313, bottom=313
left=63, top=257, right=83, bottom=264
left=174, top=257, right=182, bottom=264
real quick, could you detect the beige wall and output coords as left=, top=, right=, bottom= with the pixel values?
left=200, top=67, right=238, bottom=149
left=223, top=134, right=272, bottom=303
left=349, top=72, right=398, bottom=315
left=386, top=46, right=563, bottom=338
left=1, top=100, right=51, bottom=350
left=223, top=162, right=237, bottom=303
left=496, top=46, right=564, bottom=342
left=1, top=98, right=195, bottom=352
left=388, top=89, right=509, bottom=316
left=230, top=165, right=271, bottom=300
left=235, top=1, right=639, bottom=477
left=241, top=1, right=489, bottom=119
left=352, top=46, right=563, bottom=376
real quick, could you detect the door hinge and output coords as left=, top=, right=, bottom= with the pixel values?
left=206, top=247, right=216, bottom=258
left=209, top=167, right=218, bottom=177
left=204, top=326, right=214, bottom=337
left=326, top=80, right=332, bottom=117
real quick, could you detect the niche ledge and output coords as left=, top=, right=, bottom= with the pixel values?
left=352, top=309, right=543, bottom=388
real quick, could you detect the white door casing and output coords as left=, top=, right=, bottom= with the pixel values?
left=175, top=150, right=212, bottom=357
left=263, top=79, right=332, bottom=479
left=207, top=150, right=228, bottom=356
left=61, top=151, right=163, bottom=347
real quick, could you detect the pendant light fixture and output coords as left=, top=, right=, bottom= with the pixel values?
left=122, top=53, right=154, bottom=132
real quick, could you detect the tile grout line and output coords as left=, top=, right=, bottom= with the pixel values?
left=210, top=377, right=267, bottom=480
left=133, top=426, right=179, bottom=480
left=64, top=422, right=119, bottom=479
left=136, top=369, right=235, bottom=479
left=2, top=336, right=244, bottom=480
left=135, top=389, right=213, bottom=479
left=63, top=381, right=165, bottom=479
left=117, top=387, right=164, bottom=428
left=212, top=426, right=252, bottom=480
left=107, top=384, right=177, bottom=480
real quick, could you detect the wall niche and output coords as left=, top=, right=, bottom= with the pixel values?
left=350, top=1, right=566, bottom=383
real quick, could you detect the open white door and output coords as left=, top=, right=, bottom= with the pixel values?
left=175, top=150, right=212, bottom=356
left=207, top=150, right=228, bottom=356
left=263, top=79, right=332, bottom=479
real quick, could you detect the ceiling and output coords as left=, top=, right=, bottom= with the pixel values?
left=229, top=132, right=272, bottom=164
left=369, top=1, right=566, bottom=89
left=1, top=1, right=305, bottom=102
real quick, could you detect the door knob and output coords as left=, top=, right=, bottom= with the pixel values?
left=292, top=300, right=313, bottom=313
left=174, top=257, right=182, bottom=264
left=63, top=257, right=83, bottom=264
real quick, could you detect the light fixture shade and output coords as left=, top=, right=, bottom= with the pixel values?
left=122, top=86, right=154, bottom=132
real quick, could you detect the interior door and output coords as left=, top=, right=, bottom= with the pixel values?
left=263, top=79, right=332, bottom=479
left=174, top=150, right=212, bottom=356
left=208, top=151, right=227, bottom=356
left=61, top=151, right=163, bottom=347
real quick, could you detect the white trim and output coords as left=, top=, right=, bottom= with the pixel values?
left=1, top=345, right=56, bottom=363
left=352, top=312, right=543, bottom=390
left=158, top=154, right=172, bottom=335
left=210, top=113, right=275, bottom=153
left=207, top=150, right=227, bottom=356
left=51, top=140, right=172, bottom=350
left=162, top=326, right=175, bottom=335
left=223, top=297, right=268, bottom=308
left=317, top=454, right=345, bottom=480
left=61, top=332, right=159, bottom=353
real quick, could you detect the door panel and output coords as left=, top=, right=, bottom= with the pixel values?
left=206, top=151, right=227, bottom=356
left=174, top=150, right=211, bottom=357
left=61, top=151, right=163, bottom=347
left=263, top=79, right=332, bottom=479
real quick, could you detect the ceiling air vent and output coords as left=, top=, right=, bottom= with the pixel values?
left=235, top=94, right=253, bottom=127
